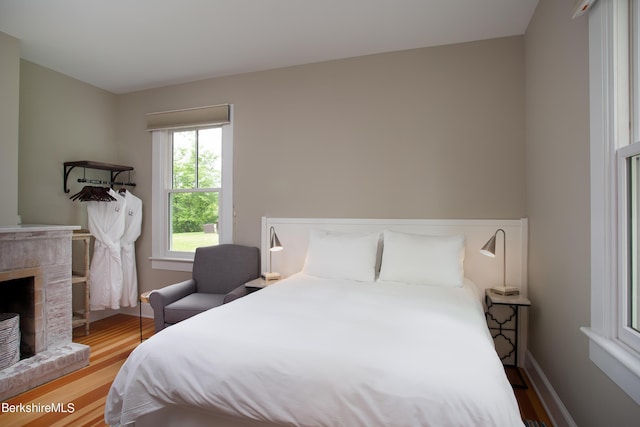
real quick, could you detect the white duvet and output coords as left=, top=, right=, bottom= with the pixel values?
left=105, top=274, right=523, bottom=426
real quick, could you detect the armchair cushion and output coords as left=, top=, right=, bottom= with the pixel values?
left=149, top=279, right=197, bottom=332
left=164, top=293, right=226, bottom=324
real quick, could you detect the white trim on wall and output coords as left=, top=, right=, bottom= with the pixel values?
left=525, top=351, right=578, bottom=427
left=219, top=110, right=234, bottom=245
left=582, top=0, right=640, bottom=405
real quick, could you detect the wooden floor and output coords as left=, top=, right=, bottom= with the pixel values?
left=0, top=314, right=154, bottom=427
left=508, top=366, right=554, bottom=426
left=1, top=314, right=553, bottom=426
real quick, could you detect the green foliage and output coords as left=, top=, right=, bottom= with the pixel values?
left=171, top=129, right=221, bottom=233
left=171, top=192, right=219, bottom=233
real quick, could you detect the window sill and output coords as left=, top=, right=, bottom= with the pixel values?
left=581, top=327, right=640, bottom=405
left=149, top=256, right=194, bottom=272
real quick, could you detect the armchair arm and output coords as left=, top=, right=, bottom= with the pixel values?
left=223, top=283, right=250, bottom=304
left=149, top=279, right=197, bottom=332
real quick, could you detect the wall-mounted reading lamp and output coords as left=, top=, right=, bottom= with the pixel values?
left=262, top=226, right=283, bottom=281
left=480, top=228, right=519, bottom=295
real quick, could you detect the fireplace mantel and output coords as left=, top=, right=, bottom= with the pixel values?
left=0, top=224, right=80, bottom=234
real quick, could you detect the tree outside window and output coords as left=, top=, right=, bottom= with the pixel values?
left=170, top=127, right=222, bottom=251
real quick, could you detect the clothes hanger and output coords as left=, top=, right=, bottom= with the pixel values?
left=69, top=186, right=116, bottom=202
left=118, top=172, right=131, bottom=194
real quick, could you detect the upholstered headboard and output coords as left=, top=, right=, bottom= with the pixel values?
left=260, top=217, right=528, bottom=295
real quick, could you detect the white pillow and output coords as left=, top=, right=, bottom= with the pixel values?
left=379, top=230, right=465, bottom=287
left=302, top=229, right=380, bottom=282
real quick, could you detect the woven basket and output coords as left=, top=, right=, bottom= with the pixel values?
left=0, top=313, right=20, bottom=370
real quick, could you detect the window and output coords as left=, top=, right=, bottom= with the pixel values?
left=629, top=0, right=640, bottom=337
left=583, top=0, right=640, bottom=405
left=149, top=105, right=233, bottom=271
left=170, top=128, right=221, bottom=252
left=616, top=1, right=640, bottom=350
left=618, top=143, right=640, bottom=353
left=628, top=152, right=640, bottom=333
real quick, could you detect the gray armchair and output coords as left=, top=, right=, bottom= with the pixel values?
left=149, top=244, right=260, bottom=332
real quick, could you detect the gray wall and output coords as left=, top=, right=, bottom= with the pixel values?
left=115, top=36, right=526, bottom=297
left=0, top=31, right=20, bottom=226
left=18, top=60, right=118, bottom=228
left=525, top=0, right=640, bottom=425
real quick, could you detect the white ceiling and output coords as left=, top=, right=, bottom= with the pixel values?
left=0, top=0, right=539, bottom=94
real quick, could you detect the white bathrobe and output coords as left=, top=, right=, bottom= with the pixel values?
left=88, top=189, right=126, bottom=310
left=119, top=190, right=142, bottom=307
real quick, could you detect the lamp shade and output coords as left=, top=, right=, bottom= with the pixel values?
left=270, top=227, right=283, bottom=252
left=480, top=234, right=497, bottom=257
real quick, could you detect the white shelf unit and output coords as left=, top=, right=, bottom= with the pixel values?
left=72, top=229, right=91, bottom=335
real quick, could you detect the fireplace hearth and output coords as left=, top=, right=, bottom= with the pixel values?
left=0, top=225, right=90, bottom=400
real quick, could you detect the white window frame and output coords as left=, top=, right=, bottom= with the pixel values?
left=617, top=142, right=640, bottom=351
left=582, top=0, right=640, bottom=405
left=150, top=108, right=233, bottom=272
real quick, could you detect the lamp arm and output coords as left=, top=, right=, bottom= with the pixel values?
left=269, top=227, right=274, bottom=273
left=496, top=228, right=506, bottom=289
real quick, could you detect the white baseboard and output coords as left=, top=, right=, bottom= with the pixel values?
left=87, top=304, right=154, bottom=324
left=524, top=350, right=577, bottom=427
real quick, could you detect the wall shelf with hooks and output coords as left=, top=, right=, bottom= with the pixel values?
left=63, top=160, right=135, bottom=194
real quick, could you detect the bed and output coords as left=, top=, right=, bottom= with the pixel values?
left=105, top=218, right=527, bottom=427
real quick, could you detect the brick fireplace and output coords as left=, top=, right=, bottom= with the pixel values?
left=0, top=225, right=90, bottom=400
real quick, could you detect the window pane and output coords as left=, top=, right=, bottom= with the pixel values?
left=169, top=191, right=220, bottom=252
left=197, top=128, right=222, bottom=188
left=634, top=0, right=640, bottom=143
left=630, top=154, right=640, bottom=332
left=173, top=130, right=196, bottom=189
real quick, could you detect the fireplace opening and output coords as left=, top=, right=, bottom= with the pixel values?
left=0, top=277, right=36, bottom=359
